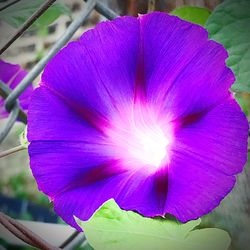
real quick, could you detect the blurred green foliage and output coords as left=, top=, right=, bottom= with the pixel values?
left=0, top=0, right=71, bottom=30
left=0, top=171, right=49, bottom=207
left=205, top=0, right=250, bottom=93
left=171, top=6, right=211, bottom=26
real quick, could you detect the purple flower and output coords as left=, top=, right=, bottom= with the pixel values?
left=28, top=12, right=249, bottom=230
left=0, top=59, right=33, bottom=118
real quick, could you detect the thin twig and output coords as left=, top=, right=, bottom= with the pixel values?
left=0, top=212, right=60, bottom=250
left=0, top=145, right=26, bottom=158
left=60, top=231, right=80, bottom=248
left=83, top=0, right=118, bottom=19
left=0, top=0, right=57, bottom=54
left=60, top=230, right=86, bottom=250
left=0, top=0, right=21, bottom=12
left=0, top=102, right=20, bottom=143
left=5, top=0, right=96, bottom=111
left=0, top=213, right=35, bottom=246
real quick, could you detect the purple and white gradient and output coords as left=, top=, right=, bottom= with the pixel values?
left=27, top=12, right=249, bottom=230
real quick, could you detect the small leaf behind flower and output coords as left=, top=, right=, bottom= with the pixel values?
left=76, top=199, right=231, bottom=250
left=205, top=0, right=250, bottom=93
left=0, top=0, right=71, bottom=29
left=19, top=126, right=29, bottom=148
left=171, top=6, right=211, bottom=26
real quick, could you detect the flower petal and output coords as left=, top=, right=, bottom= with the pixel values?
left=41, top=16, right=140, bottom=131
left=0, top=59, right=20, bottom=84
left=27, top=12, right=249, bottom=229
left=0, top=59, right=33, bottom=118
left=28, top=87, right=170, bottom=228
left=29, top=140, right=120, bottom=198
left=11, top=70, right=32, bottom=111
left=29, top=139, right=169, bottom=229
left=165, top=97, right=248, bottom=222
left=28, top=86, right=105, bottom=141
left=140, top=12, right=233, bottom=120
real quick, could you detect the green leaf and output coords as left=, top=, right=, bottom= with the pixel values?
left=19, top=126, right=29, bottom=148
left=205, top=0, right=250, bottom=93
left=171, top=6, right=211, bottom=26
left=234, top=93, right=250, bottom=116
left=0, top=0, right=71, bottom=29
left=34, top=3, right=71, bottom=28
left=0, top=0, right=42, bottom=28
left=76, top=199, right=231, bottom=250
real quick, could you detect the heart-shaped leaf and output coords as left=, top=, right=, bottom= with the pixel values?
left=205, top=0, right=250, bottom=93
left=76, top=199, right=230, bottom=250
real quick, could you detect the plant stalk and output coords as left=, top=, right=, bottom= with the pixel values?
left=0, top=145, right=26, bottom=159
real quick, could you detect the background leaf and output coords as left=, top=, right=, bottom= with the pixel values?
left=34, top=2, right=71, bottom=28
left=170, top=6, right=211, bottom=26
left=0, top=0, right=71, bottom=29
left=77, top=199, right=230, bottom=250
left=19, top=126, right=29, bottom=148
left=205, top=0, right=250, bottom=93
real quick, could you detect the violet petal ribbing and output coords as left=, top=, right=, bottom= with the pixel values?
left=40, top=16, right=139, bottom=131
left=165, top=97, right=248, bottom=222
left=28, top=12, right=249, bottom=230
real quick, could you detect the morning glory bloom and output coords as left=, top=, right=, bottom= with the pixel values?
left=28, top=12, right=249, bottom=230
left=0, top=59, right=33, bottom=118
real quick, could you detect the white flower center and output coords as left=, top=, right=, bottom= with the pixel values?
left=128, top=125, right=169, bottom=167
left=106, top=103, right=173, bottom=172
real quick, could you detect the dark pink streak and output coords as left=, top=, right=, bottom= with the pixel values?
left=42, top=82, right=110, bottom=134
left=154, top=166, right=168, bottom=211
left=134, top=18, right=146, bottom=103
left=58, top=159, right=128, bottom=195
